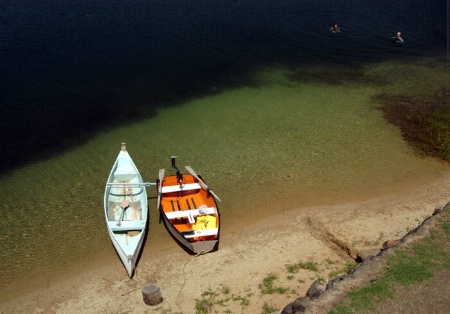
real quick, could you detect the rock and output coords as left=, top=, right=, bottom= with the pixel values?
left=326, top=274, right=347, bottom=290
left=281, top=302, right=294, bottom=314
left=382, top=239, right=399, bottom=250
left=142, top=284, right=163, bottom=306
left=357, top=248, right=381, bottom=261
left=282, top=296, right=309, bottom=313
left=432, top=207, right=442, bottom=215
left=306, top=280, right=324, bottom=300
left=292, top=297, right=308, bottom=312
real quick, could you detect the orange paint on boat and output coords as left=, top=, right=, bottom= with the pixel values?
left=159, top=172, right=220, bottom=251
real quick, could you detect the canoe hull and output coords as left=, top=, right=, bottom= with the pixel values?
left=106, top=228, right=144, bottom=276
left=104, top=143, right=148, bottom=277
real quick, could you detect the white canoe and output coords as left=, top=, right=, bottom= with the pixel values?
left=104, top=142, right=148, bottom=277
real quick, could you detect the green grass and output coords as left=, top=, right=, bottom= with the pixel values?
left=194, top=289, right=220, bottom=314
left=259, top=273, right=288, bottom=295
left=287, top=261, right=319, bottom=273
left=328, top=206, right=450, bottom=314
left=329, top=262, right=355, bottom=279
left=261, top=302, right=278, bottom=314
left=194, top=285, right=251, bottom=313
left=231, top=293, right=251, bottom=307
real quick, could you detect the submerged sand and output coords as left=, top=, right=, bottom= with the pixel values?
left=1, top=170, right=450, bottom=314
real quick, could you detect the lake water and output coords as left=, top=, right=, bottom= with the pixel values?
left=0, top=0, right=448, bottom=297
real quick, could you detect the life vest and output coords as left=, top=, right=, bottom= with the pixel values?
left=193, top=215, right=217, bottom=230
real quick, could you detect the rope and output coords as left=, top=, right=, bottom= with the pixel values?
left=175, top=254, right=201, bottom=312
left=122, top=286, right=141, bottom=296
left=120, top=254, right=203, bottom=311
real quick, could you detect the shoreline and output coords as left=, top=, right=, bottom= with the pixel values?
left=1, top=169, right=450, bottom=313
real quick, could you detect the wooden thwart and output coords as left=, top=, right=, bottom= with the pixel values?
left=164, top=207, right=216, bottom=220
left=161, top=183, right=201, bottom=193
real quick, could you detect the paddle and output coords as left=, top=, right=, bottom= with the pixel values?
left=117, top=199, right=130, bottom=226
left=185, top=166, right=221, bottom=202
left=156, top=168, right=165, bottom=210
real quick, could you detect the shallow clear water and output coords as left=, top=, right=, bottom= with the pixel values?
left=1, top=60, right=449, bottom=292
left=0, top=0, right=448, bottom=294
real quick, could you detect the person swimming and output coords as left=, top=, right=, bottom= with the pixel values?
left=395, top=32, right=404, bottom=43
left=330, top=24, right=340, bottom=33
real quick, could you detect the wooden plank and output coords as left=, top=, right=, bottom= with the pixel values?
left=108, top=221, right=145, bottom=232
left=164, top=207, right=216, bottom=219
left=161, top=183, right=201, bottom=193
left=182, top=228, right=219, bottom=238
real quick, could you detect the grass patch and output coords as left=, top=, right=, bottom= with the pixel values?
left=329, top=262, right=356, bottom=279
left=328, top=207, right=450, bottom=314
left=194, top=289, right=221, bottom=314
left=261, top=302, right=278, bottom=314
left=287, top=261, right=319, bottom=273
left=195, top=297, right=214, bottom=314
left=343, top=280, right=394, bottom=313
left=231, top=293, right=251, bottom=308
left=259, top=273, right=288, bottom=295
left=194, top=285, right=251, bottom=313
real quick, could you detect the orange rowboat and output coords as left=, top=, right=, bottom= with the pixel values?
left=157, top=157, right=221, bottom=254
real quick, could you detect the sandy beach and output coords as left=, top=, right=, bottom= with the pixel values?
left=1, top=169, right=450, bottom=314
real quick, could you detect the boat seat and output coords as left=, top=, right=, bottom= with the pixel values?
left=161, top=183, right=201, bottom=193
left=108, top=220, right=145, bottom=232
left=164, top=207, right=216, bottom=220
left=130, top=187, right=143, bottom=195
left=114, top=158, right=137, bottom=181
left=182, top=228, right=219, bottom=238
left=110, top=185, right=143, bottom=196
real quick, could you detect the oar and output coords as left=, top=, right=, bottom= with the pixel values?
left=156, top=168, right=165, bottom=210
left=117, top=199, right=130, bottom=226
left=185, top=166, right=221, bottom=202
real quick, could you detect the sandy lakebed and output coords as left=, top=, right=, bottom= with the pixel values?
left=1, top=169, right=450, bottom=314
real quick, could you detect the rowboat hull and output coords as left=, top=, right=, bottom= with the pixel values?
left=161, top=212, right=219, bottom=254
left=104, top=143, right=148, bottom=277
left=159, top=171, right=220, bottom=255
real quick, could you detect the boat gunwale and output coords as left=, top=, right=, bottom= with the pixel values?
left=103, top=144, right=148, bottom=277
left=159, top=173, right=220, bottom=254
